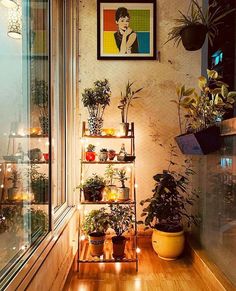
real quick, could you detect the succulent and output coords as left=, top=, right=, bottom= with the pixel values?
left=86, top=144, right=95, bottom=152
left=100, top=148, right=108, bottom=152
left=104, top=164, right=116, bottom=185
left=115, top=168, right=128, bottom=188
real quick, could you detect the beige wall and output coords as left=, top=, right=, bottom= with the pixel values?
left=78, top=0, right=202, bottom=218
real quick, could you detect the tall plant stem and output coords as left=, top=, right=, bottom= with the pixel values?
left=178, top=96, right=183, bottom=134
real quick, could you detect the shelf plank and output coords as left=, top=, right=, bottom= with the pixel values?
left=82, top=135, right=134, bottom=139
left=1, top=161, right=49, bottom=164
left=9, top=134, right=49, bottom=138
left=81, top=161, right=134, bottom=164
left=80, top=200, right=135, bottom=205
left=78, top=238, right=137, bottom=263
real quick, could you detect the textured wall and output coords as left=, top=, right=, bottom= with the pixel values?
left=78, top=0, right=202, bottom=218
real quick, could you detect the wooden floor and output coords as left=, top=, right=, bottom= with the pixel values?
left=64, top=237, right=212, bottom=291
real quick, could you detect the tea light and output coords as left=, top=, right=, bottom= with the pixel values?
left=30, top=127, right=41, bottom=135
left=104, top=128, right=116, bottom=136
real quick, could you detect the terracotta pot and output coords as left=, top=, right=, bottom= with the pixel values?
left=89, top=232, right=105, bottom=257
left=85, top=151, right=96, bottom=161
left=108, top=150, right=116, bottom=160
left=112, top=235, right=126, bottom=259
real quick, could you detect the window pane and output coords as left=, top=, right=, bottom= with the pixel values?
left=0, top=0, right=49, bottom=281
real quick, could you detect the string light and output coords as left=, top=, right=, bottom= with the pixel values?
left=135, top=184, right=138, bottom=188
left=136, top=247, right=141, bottom=253
left=80, top=235, right=85, bottom=241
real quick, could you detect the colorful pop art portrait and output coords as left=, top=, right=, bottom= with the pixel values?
left=97, top=0, right=156, bottom=60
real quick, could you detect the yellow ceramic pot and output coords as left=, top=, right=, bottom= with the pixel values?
left=152, top=228, right=185, bottom=260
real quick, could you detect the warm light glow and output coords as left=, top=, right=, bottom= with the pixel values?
left=115, top=262, right=121, bottom=273
left=80, top=235, right=85, bottom=241
left=45, top=141, right=50, bottom=146
left=1, top=184, right=4, bottom=188
left=135, top=279, right=141, bottom=289
left=77, top=204, right=82, bottom=210
left=84, top=210, right=88, bottom=215
left=135, top=184, right=138, bottom=188
left=8, top=6, right=22, bottom=39
left=126, top=166, right=132, bottom=172
left=136, top=247, right=141, bottom=253
left=20, top=245, right=27, bottom=251
left=1, top=0, right=17, bottom=8
left=12, top=132, right=16, bottom=136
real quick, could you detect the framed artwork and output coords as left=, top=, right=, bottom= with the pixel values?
left=97, top=0, right=156, bottom=60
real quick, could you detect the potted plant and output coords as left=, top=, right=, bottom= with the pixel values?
left=82, top=208, right=110, bottom=257
left=115, top=168, right=130, bottom=201
left=85, top=144, right=96, bottom=161
left=29, top=165, right=49, bottom=203
left=31, top=79, right=49, bottom=134
left=104, top=164, right=118, bottom=201
left=173, top=69, right=236, bottom=155
left=109, top=205, right=134, bottom=259
left=165, top=0, right=235, bottom=51
left=99, top=148, right=108, bottom=162
left=81, top=174, right=106, bottom=201
left=82, top=79, right=111, bottom=136
left=108, top=149, right=116, bottom=161
left=139, top=145, right=199, bottom=260
left=118, top=81, right=143, bottom=136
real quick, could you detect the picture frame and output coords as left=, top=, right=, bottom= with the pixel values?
left=97, top=0, right=156, bottom=60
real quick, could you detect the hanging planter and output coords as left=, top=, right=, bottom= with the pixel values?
left=175, top=125, right=221, bottom=155
left=180, top=24, right=207, bottom=51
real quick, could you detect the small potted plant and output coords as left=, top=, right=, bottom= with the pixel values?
left=82, top=79, right=111, bottom=136
left=83, top=208, right=110, bottom=257
left=118, top=81, right=143, bottom=136
left=104, top=165, right=118, bottom=201
left=31, top=79, right=49, bottom=134
left=99, top=148, right=108, bottom=162
left=81, top=174, right=106, bottom=201
left=116, top=168, right=130, bottom=201
left=85, top=144, right=96, bottom=161
left=29, top=165, right=49, bottom=203
left=139, top=145, right=198, bottom=260
left=109, top=205, right=134, bottom=259
left=108, top=149, right=116, bottom=161
left=165, top=0, right=235, bottom=51
left=173, top=69, right=236, bottom=155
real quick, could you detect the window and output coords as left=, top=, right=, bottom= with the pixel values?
left=0, top=0, right=50, bottom=286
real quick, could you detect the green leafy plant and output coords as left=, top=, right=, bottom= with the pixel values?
left=115, top=168, right=128, bottom=188
left=31, top=79, right=49, bottom=116
left=100, top=148, right=108, bottom=152
left=173, top=69, right=236, bottom=134
left=80, top=174, right=106, bottom=190
left=86, top=144, right=95, bottom=152
left=82, top=79, right=111, bottom=118
left=165, top=0, right=235, bottom=47
left=29, top=165, right=49, bottom=202
left=118, top=81, right=143, bottom=123
left=82, top=208, right=110, bottom=235
left=140, top=145, right=199, bottom=232
left=109, top=205, right=134, bottom=236
left=104, top=164, right=116, bottom=185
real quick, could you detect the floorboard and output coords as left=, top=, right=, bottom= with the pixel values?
left=64, top=237, right=212, bottom=291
